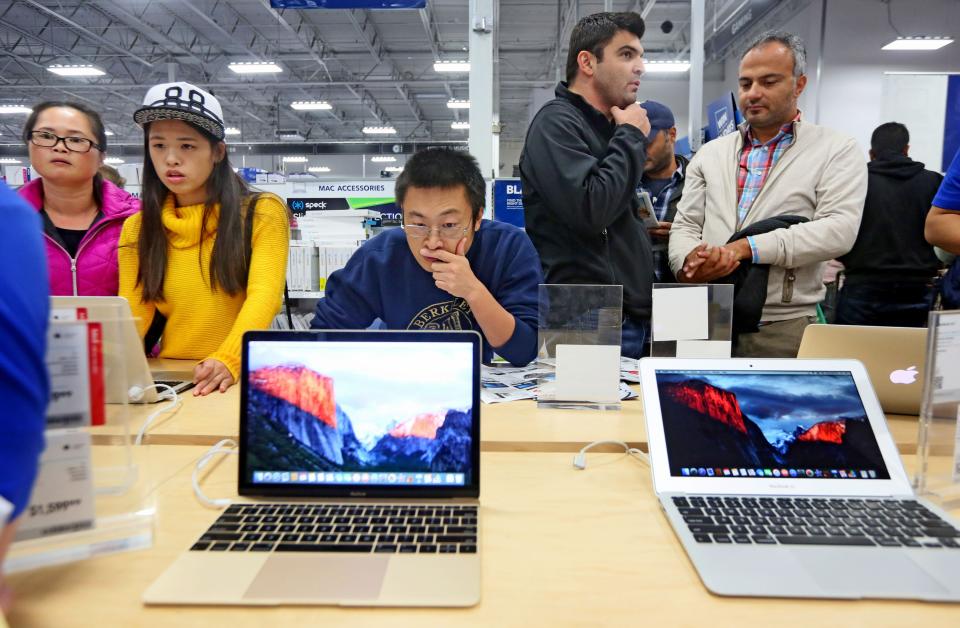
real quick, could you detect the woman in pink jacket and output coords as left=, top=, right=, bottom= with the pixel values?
left=19, top=101, right=139, bottom=296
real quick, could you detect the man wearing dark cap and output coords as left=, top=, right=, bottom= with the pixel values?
left=637, top=100, right=688, bottom=282
left=519, top=11, right=655, bottom=358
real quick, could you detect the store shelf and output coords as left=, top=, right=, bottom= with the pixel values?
left=295, top=209, right=382, bottom=218
left=288, top=290, right=325, bottom=299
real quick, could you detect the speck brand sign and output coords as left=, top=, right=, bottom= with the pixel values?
left=287, top=180, right=400, bottom=225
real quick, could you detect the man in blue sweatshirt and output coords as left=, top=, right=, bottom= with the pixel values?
left=0, top=181, right=49, bottom=612
left=311, top=148, right=543, bottom=366
left=926, top=150, right=960, bottom=255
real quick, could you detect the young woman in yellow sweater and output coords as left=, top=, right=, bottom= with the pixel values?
left=119, top=82, right=289, bottom=396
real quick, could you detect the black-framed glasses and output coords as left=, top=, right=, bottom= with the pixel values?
left=29, top=130, right=102, bottom=153
left=401, top=223, right=470, bottom=240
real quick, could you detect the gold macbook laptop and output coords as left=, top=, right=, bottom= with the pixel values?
left=798, top=324, right=927, bottom=415
left=144, top=329, right=481, bottom=607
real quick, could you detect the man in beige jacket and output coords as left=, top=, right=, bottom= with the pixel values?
left=668, top=31, right=866, bottom=357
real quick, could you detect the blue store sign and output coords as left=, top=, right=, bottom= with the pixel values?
left=943, top=75, right=960, bottom=171
left=705, top=92, right=741, bottom=143
left=493, top=179, right=524, bottom=228
left=705, top=0, right=778, bottom=58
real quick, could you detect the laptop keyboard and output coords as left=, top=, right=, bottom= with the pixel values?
left=154, top=380, right=194, bottom=393
left=189, top=503, right=479, bottom=554
left=672, top=496, right=960, bottom=548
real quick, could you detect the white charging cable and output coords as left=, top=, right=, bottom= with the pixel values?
left=192, top=438, right=238, bottom=509
left=573, top=440, right=649, bottom=470
left=131, top=384, right=181, bottom=446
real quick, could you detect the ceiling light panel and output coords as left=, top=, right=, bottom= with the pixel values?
left=434, top=61, right=470, bottom=72
left=291, top=101, right=333, bottom=110
left=643, top=61, right=691, bottom=73
left=882, top=37, right=954, bottom=51
left=228, top=62, right=282, bottom=74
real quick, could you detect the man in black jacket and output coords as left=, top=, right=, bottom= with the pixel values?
left=519, top=11, right=654, bottom=358
left=836, top=122, right=944, bottom=327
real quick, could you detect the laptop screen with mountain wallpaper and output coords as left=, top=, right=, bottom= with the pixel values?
left=654, top=370, right=891, bottom=481
left=241, top=337, right=477, bottom=494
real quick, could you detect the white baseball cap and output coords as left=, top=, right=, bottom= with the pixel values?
left=134, top=82, right=225, bottom=140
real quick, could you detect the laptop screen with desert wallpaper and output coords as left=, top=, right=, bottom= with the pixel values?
left=242, top=338, right=476, bottom=490
left=653, top=370, right=891, bottom=481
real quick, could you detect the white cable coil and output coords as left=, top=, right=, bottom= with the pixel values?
left=131, top=384, right=181, bottom=446
left=573, top=440, right=649, bottom=470
left=192, top=439, right=238, bottom=509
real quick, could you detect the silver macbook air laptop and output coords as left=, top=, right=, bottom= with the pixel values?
left=639, top=358, right=960, bottom=601
left=50, top=296, right=193, bottom=403
left=144, top=329, right=481, bottom=607
left=798, top=324, right=927, bottom=415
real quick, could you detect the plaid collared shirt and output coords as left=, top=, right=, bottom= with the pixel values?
left=736, top=112, right=800, bottom=261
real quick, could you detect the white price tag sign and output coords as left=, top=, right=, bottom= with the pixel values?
left=931, top=312, right=960, bottom=404
left=46, top=323, right=93, bottom=428
left=929, top=312, right=960, bottom=483
left=954, top=406, right=960, bottom=483
left=15, top=430, right=95, bottom=541
left=45, top=319, right=105, bottom=428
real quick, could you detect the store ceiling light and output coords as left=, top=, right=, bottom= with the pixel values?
left=282, top=156, right=309, bottom=163
left=362, top=126, right=396, bottom=135
left=104, top=157, right=124, bottom=164
left=451, top=121, right=470, bottom=130
left=384, top=166, right=403, bottom=172
left=104, top=130, right=115, bottom=136
left=277, top=129, right=306, bottom=141
left=434, top=60, right=470, bottom=73
left=0, top=158, right=22, bottom=164
left=882, top=36, right=954, bottom=51
left=224, top=127, right=241, bottom=136
left=447, top=99, right=470, bottom=109
left=291, top=100, right=332, bottom=111
left=228, top=61, right=282, bottom=74
left=308, top=166, right=331, bottom=173
left=370, top=156, right=396, bottom=163
left=47, top=64, right=105, bottom=77
left=0, top=105, right=33, bottom=114
left=644, top=61, right=691, bottom=73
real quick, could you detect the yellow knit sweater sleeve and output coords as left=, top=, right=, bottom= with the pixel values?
left=117, top=213, right=157, bottom=339
left=207, top=194, right=290, bottom=377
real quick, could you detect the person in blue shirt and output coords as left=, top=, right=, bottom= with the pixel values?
left=0, top=181, right=50, bottom=612
left=926, top=151, right=960, bottom=255
left=311, top=148, right=543, bottom=366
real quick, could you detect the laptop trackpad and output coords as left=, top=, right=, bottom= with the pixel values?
left=794, top=550, right=948, bottom=597
left=244, top=554, right=389, bottom=601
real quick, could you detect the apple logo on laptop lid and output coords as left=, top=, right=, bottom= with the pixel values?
left=889, top=366, right=918, bottom=385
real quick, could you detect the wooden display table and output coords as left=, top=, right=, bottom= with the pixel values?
left=7, top=447, right=959, bottom=626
